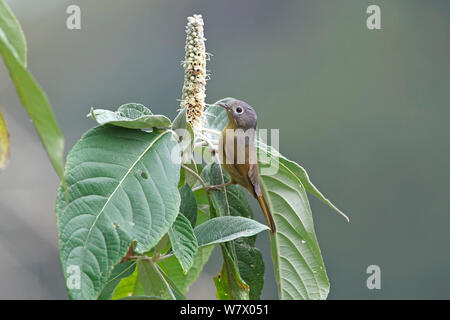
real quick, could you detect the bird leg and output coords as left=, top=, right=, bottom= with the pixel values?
left=207, top=181, right=233, bottom=191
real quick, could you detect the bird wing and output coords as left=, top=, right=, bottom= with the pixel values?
left=249, top=162, right=276, bottom=234
left=248, top=163, right=262, bottom=197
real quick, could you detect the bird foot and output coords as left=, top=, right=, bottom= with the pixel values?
left=207, top=182, right=233, bottom=192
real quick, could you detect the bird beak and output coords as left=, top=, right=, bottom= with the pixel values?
left=217, top=102, right=229, bottom=110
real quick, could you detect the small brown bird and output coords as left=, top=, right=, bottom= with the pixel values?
left=215, top=99, right=276, bottom=234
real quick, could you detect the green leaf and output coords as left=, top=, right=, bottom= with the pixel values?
left=97, top=261, right=137, bottom=300
left=258, top=145, right=330, bottom=299
left=214, top=245, right=249, bottom=300
left=153, top=234, right=170, bottom=255
left=168, top=213, right=198, bottom=273
left=258, top=141, right=348, bottom=221
left=56, top=126, right=181, bottom=299
left=113, top=260, right=182, bottom=300
left=195, top=216, right=269, bottom=247
left=137, top=260, right=176, bottom=300
left=202, top=163, right=264, bottom=299
left=158, top=245, right=214, bottom=294
left=90, top=103, right=171, bottom=129
left=179, top=184, right=198, bottom=227
left=0, top=0, right=26, bottom=66
left=172, top=107, right=188, bottom=131
left=281, top=160, right=348, bottom=220
left=157, top=266, right=187, bottom=300
left=112, top=267, right=144, bottom=299
left=234, top=239, right=264, bottom=299
left=0, top=108, right=9, bottom=170
left=193, top=188, right=211, bottom=226
left=182, top=163, right=202, bottom=188
left=112, top=257, right=188, bottom=301
left=0, top=1, right=64, bottom=177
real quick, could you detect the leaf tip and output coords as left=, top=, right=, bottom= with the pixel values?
left=336, top=209, right=350, bottom=223
left=87, top=107, right=95, bottom=120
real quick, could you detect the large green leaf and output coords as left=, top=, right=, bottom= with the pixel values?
left=0, top=0, right=64, bottom=177
left=195, top=216, right=269, bottom=247
left=0, top=108, right=9, bottom=170
left=56, top=126, right=181, bottom=299
left=168, top=213, right=198, bottom=273
left=90, top=103, right=171, bottom=129
left=258, top=145, right=330, bottom=299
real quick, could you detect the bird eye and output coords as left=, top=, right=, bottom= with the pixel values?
left=236, top=107, right=243, bottom=114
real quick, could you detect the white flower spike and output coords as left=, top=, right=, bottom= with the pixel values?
left=180, top=14, right=207, bottom=129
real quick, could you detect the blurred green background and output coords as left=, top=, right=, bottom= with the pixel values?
left=0, top=0, right=449, bottom=299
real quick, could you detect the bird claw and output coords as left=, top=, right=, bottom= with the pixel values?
left=206, top=182, right=233, bottom=192
left=207, top=185, right=223, bottom=192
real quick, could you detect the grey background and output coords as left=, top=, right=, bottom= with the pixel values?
left=0, top=0, right=449, bottom=299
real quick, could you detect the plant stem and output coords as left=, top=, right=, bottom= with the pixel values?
left=155, top=253, right=174, bottom=262
left=181, top=163, right=210, bottom=193
left=128, top=255, right=151, bottom=262
left=125, top=252, right=174, bottom=263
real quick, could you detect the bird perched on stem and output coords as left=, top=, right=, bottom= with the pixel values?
left=213, top=99, right=276, bottom=234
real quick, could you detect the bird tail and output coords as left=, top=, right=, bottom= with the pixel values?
left=257, top=195, right=276, bottom=234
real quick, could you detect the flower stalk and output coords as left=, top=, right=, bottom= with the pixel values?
left=180, top=14, right=207, bottom=129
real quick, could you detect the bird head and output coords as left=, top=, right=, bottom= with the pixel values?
left=217, top=99, right=257, bottom=130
